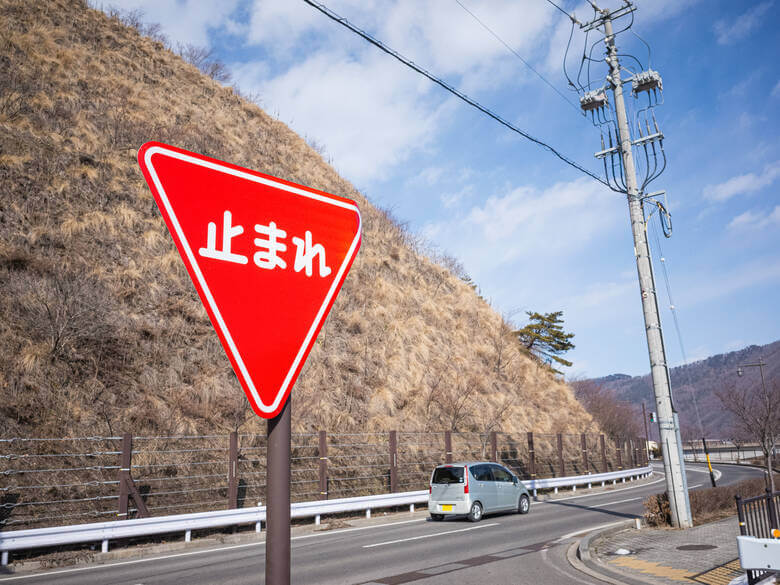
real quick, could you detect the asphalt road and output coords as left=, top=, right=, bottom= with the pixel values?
left=0, top=462, right=761, bottom=585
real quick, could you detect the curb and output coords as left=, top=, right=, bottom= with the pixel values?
left=570, top=521, right=673, bottom=585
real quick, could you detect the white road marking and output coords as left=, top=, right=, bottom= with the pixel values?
left=581, top=496, right=641, bottom=509
left=362, top=523, right=500, bottom=549
left=0, top=518, right=427, bottom=582
left=555, top=520, right=629, bottom=542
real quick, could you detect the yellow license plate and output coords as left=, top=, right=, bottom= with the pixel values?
left=441, top=504, right=453, bottom=512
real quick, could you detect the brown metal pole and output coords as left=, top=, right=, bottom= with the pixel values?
left=490, top=432, right=498, bottom=462
left=318, top=430, right=328, bottom=500
left=228, top=431, right=238, bottom=509
left=444, top=431, right=452, bottom=464
left=557, top=433, right=564, bottom=477
left=600, top=434, right=607, bottom=473
left=617, top=439, right=623, bottom=470
left=389, top=430, right=398, bottom=493
left=581, top=433, right=588, bottom=473
left=117, top=433, right=132, bottom=519
left=266, top=399, right=291, bottom=585
left=527, top=432, right=536, bottom=479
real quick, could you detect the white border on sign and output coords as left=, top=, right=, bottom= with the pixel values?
left=143, top=146, right=362, bottom=414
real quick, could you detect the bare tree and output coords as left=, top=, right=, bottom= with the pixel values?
left=479, top=391, right=515, bottom=458
left=176, top=43, right=232, bottom=83
left=716, top=377, right=779, bottom=494
left=489, top=318, right=515, bottom=378
left=572, top=380, right=641, bottom=440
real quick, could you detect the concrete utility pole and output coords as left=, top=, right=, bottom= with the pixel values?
left=588, top=5, right=693, bottom=527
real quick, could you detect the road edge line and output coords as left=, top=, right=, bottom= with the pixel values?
left=569, top=520, right=667, bottom=585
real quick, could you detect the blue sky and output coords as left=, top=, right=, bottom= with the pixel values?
left=110, top=0, right=780, bottom=378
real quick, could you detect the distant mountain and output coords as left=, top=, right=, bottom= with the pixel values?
left=586, top=340, right=780, bottom=439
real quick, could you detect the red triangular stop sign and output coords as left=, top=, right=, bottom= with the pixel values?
left=138, top=142, right=361, bottom=419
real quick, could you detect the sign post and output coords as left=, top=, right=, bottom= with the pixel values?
left=267, top=399, right=291, bottom=584
left=138, top=142, right=361, bottom=584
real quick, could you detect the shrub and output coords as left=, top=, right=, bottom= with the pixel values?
left=643, top=492, right=671, bottom=527
left=643, top=473, right=779, bottom=527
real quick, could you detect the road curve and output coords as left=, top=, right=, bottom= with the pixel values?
left=0, top=463, right=762, bottom=585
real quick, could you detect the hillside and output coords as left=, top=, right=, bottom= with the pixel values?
left=0, top=0, right=596, bottom=439
left=587, top=340, right=780, bottom=438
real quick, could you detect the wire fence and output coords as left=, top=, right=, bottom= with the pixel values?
left=0, top=431, right=648, bottom=530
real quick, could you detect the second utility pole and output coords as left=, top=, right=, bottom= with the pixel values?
left=600, top=8, right=693, bottom=527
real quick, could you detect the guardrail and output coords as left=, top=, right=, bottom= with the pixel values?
left=0, top=465, right=652, bottom=565
left=527, top=465, right=653, bottom=495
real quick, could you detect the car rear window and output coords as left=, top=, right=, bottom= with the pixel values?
left=432, top=466, right=464, bottom=484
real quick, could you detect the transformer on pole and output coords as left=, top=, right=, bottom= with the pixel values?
left=572, top=1, right=693, bottom=527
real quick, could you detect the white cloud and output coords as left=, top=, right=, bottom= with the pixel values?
left=713, top=1, right=774, bottom=45
left=565, top=279, right=635, bottom=310
left=439, top=184, right=474, bottom=209
left=423, top=177, right=621, bottom=276
left=703, top=160, right=780, bottom=202
left=728, top=205, right=780, bottom=231
left=232, top=50, right=445, bottom=183
left=107, top=0, right=240, bottom=46
left=772, top=80, right=780, bottom=98
left=679, top=256, right=780, bottom=306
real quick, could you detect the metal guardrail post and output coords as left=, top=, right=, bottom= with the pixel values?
left=735, top=495, right=748, bottom=536
left=118, top=433, right=132, bottom=519
left=767, top=488, right=779, bottom=531
left=228, top=432, right=238, bottom=509
left=490, top=432, right=497, bottom=462
left=557, top=433, right=564, bottom=477
left=319, top=430, right=328, bottom=500
left=600, top=434, right=607, bottom=472
left=581, top=434, right=588, bottom=473
left=389, top=431, right=398, bottom=493
left=444, top=431, right=452, bottom=464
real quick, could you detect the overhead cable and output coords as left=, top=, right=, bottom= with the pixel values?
left=302, top=0, right=619, bottom=191
left=454, top=0, right=584, bottom=117
left=544, top=0, right=578, bottom=22
left=649, top=218, right=705, bottom=437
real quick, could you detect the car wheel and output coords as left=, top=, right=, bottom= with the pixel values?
left=468, top=501, right=483, bottom=522
left=518, top=494, right=530, bottom=515
left=430, top=513, right=444, bottom=521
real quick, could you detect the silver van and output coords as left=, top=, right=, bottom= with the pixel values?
left=428, top=462, right=531, bottom=522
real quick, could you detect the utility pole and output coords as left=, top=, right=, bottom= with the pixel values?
left=581, top=3, right=693, bottom=527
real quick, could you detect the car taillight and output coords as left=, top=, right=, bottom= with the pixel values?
left=464, top=467, right=469, bottom=494
left=429, top=485, right=432, bottom=494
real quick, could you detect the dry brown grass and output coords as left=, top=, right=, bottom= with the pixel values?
left=0, top=0, right=597, bottom=440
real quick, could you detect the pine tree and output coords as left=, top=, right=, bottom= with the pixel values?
left=514, top=311, right=575, bottom=374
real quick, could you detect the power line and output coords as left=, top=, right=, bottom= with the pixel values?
left=302, top=0, right=618, bottom=191
left=545, top=0, right=578, bottom=22
left=649, top=214, right=705, bottom=437
left=453, top=0, right=584, bottom=117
